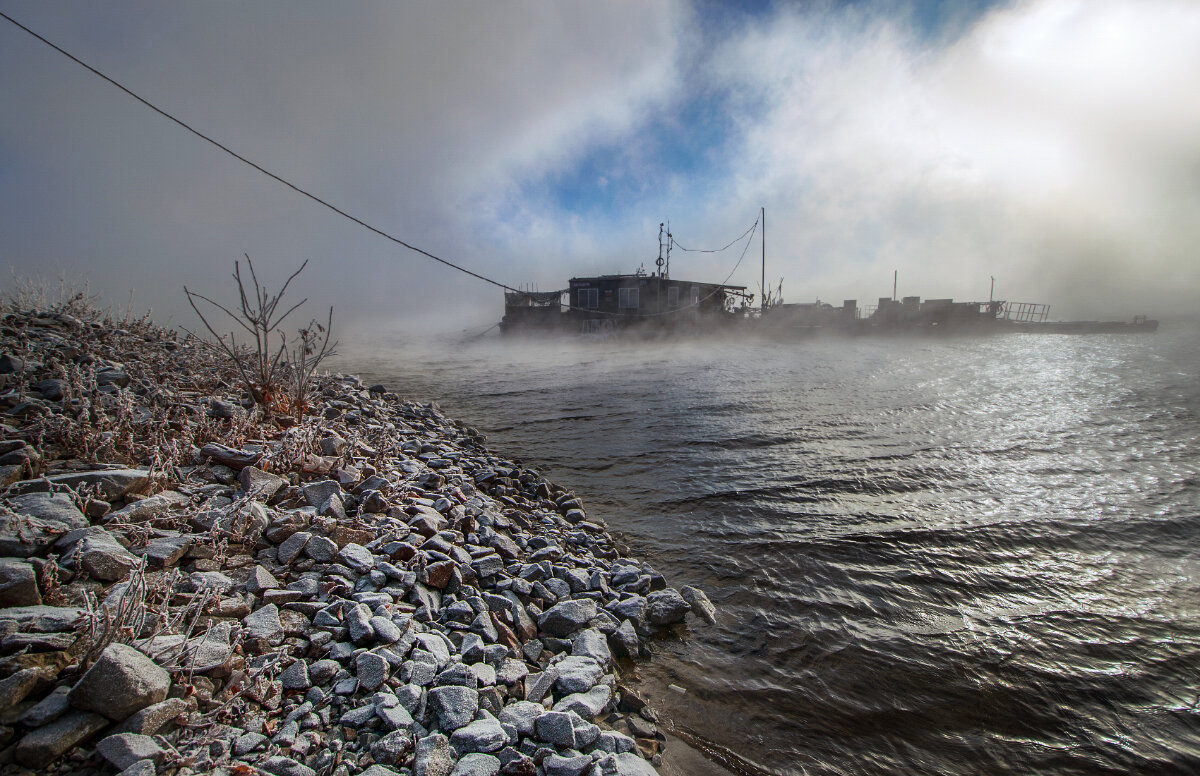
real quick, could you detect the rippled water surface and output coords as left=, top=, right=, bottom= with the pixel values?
left=340, top=323, right=1200, bottom=776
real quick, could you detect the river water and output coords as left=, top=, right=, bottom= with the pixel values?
left=339, top=322, right=1200, bottom=776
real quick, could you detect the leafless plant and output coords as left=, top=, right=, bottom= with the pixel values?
left=184, top=255, right=309, bottom=409
left=284, top=307, right=338, bottom=418
left=81, top=558, right=152, bottom=666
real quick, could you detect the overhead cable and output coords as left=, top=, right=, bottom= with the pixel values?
left=671, top=221, right=758, bottom=253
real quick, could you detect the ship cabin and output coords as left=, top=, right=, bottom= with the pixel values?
left=500, top=273, right=746, bottom=335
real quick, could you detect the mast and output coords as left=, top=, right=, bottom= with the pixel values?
left=761, top=206, right=766, bottom=312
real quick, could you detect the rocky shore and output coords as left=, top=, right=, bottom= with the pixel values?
left=0, top=305, right=716, bottom=776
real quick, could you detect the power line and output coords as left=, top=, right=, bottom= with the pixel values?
left=0, top=10, right=509, bottom=291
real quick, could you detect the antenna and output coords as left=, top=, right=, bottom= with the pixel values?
left=665, top=220, right=671, bottom=280
left=656, top=223, right=666, bottom=278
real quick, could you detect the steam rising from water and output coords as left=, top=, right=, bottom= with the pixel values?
left=341, top=323, right=1200, bottom=775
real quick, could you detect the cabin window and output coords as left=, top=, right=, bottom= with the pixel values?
left=691, top=286, right=700, bottom=306
left=578, top=288, right=599, bottom=308
left=667, top=286, right=680, bottom=308
left=619, top=288, right=640, bottom=309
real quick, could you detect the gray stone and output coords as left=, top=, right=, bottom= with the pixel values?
left=594, top=730, right=639, bottom=755
left=243, top=603, right=284, bottom=644
left=416, top=632, right=453, bottom=667
left=607, top=596, right=646, bottom=626
left=247, top=565, right=280, bottom=594
left=451, top=752, right=501, bottom=776
left=260, top=755, right=317, bottom=776
left=79, top=531, right=140, bottom=581
left=553, top=656, right=604, bottom=694
left=5, top=492, right=86, bottom=531
left=524, top=669, right=558, bottom=704
left=0, top=557, right=41, bottom=606
left=138, top=534, right=192, bottom=568
left=467, top=662, right=497, bottom=687
left=590, top=752, right=659, bottom=776
left=435, top=663, right=479, bottom=689
left=543, top=753, right=592, bottom=776
left=40, top=468, right=151, bottom=500
left=571, top=628, right=612, bottom=668
left=371, top=615, right=403, bottom=643
left=495, top=658, right=529, bottom=687
left=449, top=712, right=508, bottom=754
left=304, top=534, right=338, bottom=562
left=552, top=684, right=612, bottom=720
left=0, top=513, right=64, bottom=556
left=18, top=685, right=71, bottom=727
left=609, top=620, right=640, bottom=658
left=175, top=620, right=235, bottom=673
left=681, top=585, right=717, bottom=624
left=117, top=760, right=157, bottom=776
left=234, top=731, right=269, bottom=755
left=428, top=685, right=479, bottom=731
left=341, top=703, right=377, bottom=727
left=378, top=701, right=415, bottom=730
left=277, top=530, right=311, bottom=564
left=356, top=651, right=390, bottom=691
left=237, top=466, right=287, bottom=499
left=497, top=700, right=543, bottom=736
left=338, top=542, right=375, bottom=573
left=644, top=589, right=690, bottom=625
left=200, top=443, right=261, bottom=470
left=470, top=554, right=504, bottom=579
left=69, top=643, right=171, bottom=720
left=360, top=767, right=406, bottom=776
left=186, top=570, right=236, bottom=593
left=538, top=599, right=597, bottom=637
left=280, top=660, right=311, bottom=691
left=370, top=728, right=415, bottom=765
left=115, top=697, right=192, bottom=735
left=361, top=490, right=390, bottom=513
left=534, top=710, right=577, bottom=748
left=0, top=604, right=83, bottom=633
left=414, top=732, right=456, bottom=776
left=95, top=732, right=164, bottom=770
left=534, top=709, right=597, bottom=750
left=300, top=480, right=342, bottom=509
left=345, top=602, right=376, bottom=644
left=0, top=668, right=47, bottom=713
left=14, top=710, right=108, bottom=767
left=104, top=491, right=188, bottom=523
left=308, top=659, right=341, bottom=685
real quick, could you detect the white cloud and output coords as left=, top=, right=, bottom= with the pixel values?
left=710, top=0, right=1200, bottom=316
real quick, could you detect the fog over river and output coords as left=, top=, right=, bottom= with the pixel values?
left=340, top=323, right=1200, bottom=775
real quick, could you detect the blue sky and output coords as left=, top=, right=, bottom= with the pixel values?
left=1, top=1, right=1198, bottom=332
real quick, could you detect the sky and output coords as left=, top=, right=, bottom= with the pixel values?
left=2, top=0, right=1198, bottom=338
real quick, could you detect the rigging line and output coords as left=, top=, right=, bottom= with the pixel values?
left=629, top=217, right=759, bottom=319
left=670, top=220, right=758, bottom=253
left=0, top=10, right=511, bottom=293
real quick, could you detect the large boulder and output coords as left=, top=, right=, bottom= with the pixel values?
left=644, top=588, right=691, bottom=625
left=69, top=644, right=171, bottom=721
left=537, top=599, right=597, bottom=637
